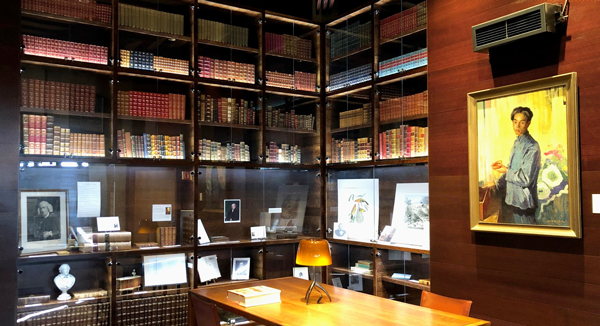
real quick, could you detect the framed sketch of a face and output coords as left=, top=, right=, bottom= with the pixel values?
left=20, top=190, right=69, bottom=254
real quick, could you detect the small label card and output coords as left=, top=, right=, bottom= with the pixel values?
left=251, top=226, right=267, bottom=240
left=97, top=216, right=120, bottom=232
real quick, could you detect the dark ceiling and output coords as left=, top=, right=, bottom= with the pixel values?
left=223, top=0, right=373, bottom=22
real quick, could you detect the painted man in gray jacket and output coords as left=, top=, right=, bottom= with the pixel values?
left=485, top=107, right=541, bottom=225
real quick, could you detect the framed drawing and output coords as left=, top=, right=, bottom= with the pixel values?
left=272, top=185, right=308, bottom=231
left=337, top=179, right=379, bottom=241
left=19, top=190, right=69, bottom=254
left=468, top=72, right=580, bottom=237
left=391, top=183, right=429, bottom=250
left=231, top=257, right=250, bottom=280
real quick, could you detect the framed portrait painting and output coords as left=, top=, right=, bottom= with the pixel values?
left=468, top=72, right=580, bottom=237
left=19, top=190, right=69, bottom=253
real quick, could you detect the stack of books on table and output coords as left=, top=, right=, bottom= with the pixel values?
left=350, top=260, right=374, bottom=275
left=227, top=286, right=281, bottom=307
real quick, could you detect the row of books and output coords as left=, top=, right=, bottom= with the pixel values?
left=197, top=56, right=255, bottom=84
left=330, top=21, right=372, bottom=59
left=23, top=114, right=105, bottom=157
left=21, top=78, right=96, bottom=113
left=330, top=137, right=372, bottom=163
left=265, top=33, right=312, bottom=59
left=266, top=107, right=315, bottom=131
left=380, top=90, right=428, bottom=122
left=114, top=294, right=188, bottom=326
left=157, top=227, right=177, bottom=247
left=117, top=91, right=186, bottom=120
left=378, top=48, right=427, bottom=78
left=380, top=2, right=427, bottom=40
left=119, top=4, right=185, bottom=36
left=198, top=19, right=249, bottom=47
left=267, top=142, right=302, bottom=164
left=117, top=130, right=186, bottom=159
left=329, top=64, right=372, bottom=91
left=76, top=229, right=131, bottom=244
left=198, top=95, right=257, bottom=126
left=379, top=125, right=428, bottom=159
left=22, top=0, right=111, bottom=24
left=339, top=103, right=372, bottom=128
left=199, top=139, right=250, bottom=162
left=265, top=71, right=316, bottom=92
left=120, top=50, right=188, bottom=75
left=79, top=241, right=132, bottom=252
left=22, top=35, right=108, bottom=65
left=17, top=301, right=109, bottom=326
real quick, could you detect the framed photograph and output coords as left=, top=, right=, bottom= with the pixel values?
left=231, top=257, right=250, bottom=280
left=251, top=226, right=266, bottom=240
left=348, top=273, right=363, bottom=292
left=333, top=222, right=347, bottom=240
left=337, top=179, right=379, bottom=241
left=224, top=199, right=241, bottom=223
left=293, top=267, right=309, bottom=280
left=272, top=185, right=308, bottom=231
left=378, top=225, right=397, bottom=242
left=19, top=190, right=69, bottom=254
left=331, top=277, right=343, bottom=288
left=468, top=72, right=580, bottom=237
left=391, top=183, right=429, bottom=250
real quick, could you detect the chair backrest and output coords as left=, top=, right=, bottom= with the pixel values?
left=420, top=291, right=473, bottom=317
left=190, top=294, right=221, bottom=326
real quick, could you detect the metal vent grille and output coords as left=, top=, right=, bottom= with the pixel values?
left=507, top=11, right=542, bottom=37
left=475, top=21, right=506, bottom=47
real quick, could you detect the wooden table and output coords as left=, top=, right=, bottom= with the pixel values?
left=189, top=277, right=490, bottom=326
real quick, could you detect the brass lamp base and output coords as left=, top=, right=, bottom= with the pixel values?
left=304, top=266, right=331, bottom=305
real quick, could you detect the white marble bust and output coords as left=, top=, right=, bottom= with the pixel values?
left=54, top=264, right=76, bottom=301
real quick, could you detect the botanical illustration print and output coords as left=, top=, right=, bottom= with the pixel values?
left=348, top=193, right=369, bottom=224
left=403, top=195, right=429, bottom=230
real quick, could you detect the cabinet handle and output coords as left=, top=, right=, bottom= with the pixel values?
left=18, top=246, right=23, bottom=251
left=258, top=249, right=263, bottom=254
left=116, top=262, right=121, bottom=266
left=316, top=173, right=321, bottom=178
left=107, top=261, right=113, bottom=267
left=327, top=228, right=332, bottom=234
left=190, top=236, right=195, bottom=241
left=376, top=252, right=382, bottom=257
left=108, top=148, right=113, bottom=154
left=190, top=256, right=194, bottom=260
left=17, top=270, right=23, bottom=274
left=117, top=149, right=122, bottom=153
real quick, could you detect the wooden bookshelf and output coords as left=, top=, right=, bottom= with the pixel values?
left=375, top=66, right=427, bottom=86
left=118, top=115, right=192, bottom=125
left=331, top=123, right=371, bottom=133
left=380, top=26, right=427, bottom=46
left=327, top=238, right=430, bottom=255
left=379, top=113, right=428, bottom=125
left=21, top=9, right=112, bottom=28
left=119, top=67, right=194, bottom=84
left=266, top=127, right=317, bottom=134
left=266, top=51, right=317, bottom=63
left=330, top=44, right=372, bottom=62
left=21, top=55, right=112, bottom=74
left=330, top=267, right=374, bottom=280
left=119, top=26, right=192, bottom=42
left=197, top=39, right=259, bottom=53
left=380, top=276, right=431, bottom=291
left=21, top=107, right=111, bottom=119
left=264, top=86, right=320, bottom=98
left=199, top=121, right=260, bottom=130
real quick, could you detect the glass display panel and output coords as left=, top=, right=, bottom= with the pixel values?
left=329, top=243, right=374, bottom=294
left=378, top=249, right=429, bottom=304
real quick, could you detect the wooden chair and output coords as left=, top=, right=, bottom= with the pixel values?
left=420, top=291, right=473, bottom=317
left=190, top=294, right=221, bottom=326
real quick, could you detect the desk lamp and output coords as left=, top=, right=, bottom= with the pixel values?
left=295, top=239, right=332, bottom=305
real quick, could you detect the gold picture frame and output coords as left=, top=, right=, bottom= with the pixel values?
left=468, top=73, right=580, bottom=237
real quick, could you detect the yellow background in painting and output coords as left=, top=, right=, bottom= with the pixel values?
left=477, top=86, right=567, bottom=184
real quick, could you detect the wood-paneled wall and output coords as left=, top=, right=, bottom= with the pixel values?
left=428, top=1, right=600, bottom=325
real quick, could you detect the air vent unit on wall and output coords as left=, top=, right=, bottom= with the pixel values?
left=472, top=3, right=562, bottom=53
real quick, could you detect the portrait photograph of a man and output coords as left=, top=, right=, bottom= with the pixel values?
left=224, top=199, right=241, bottom=223
left=20, top=190, right=68, bottom=253
left=468, top=73, right=581, bottom=237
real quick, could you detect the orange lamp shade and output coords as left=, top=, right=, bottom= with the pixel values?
left=296, top=239, right=332, bottom=266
